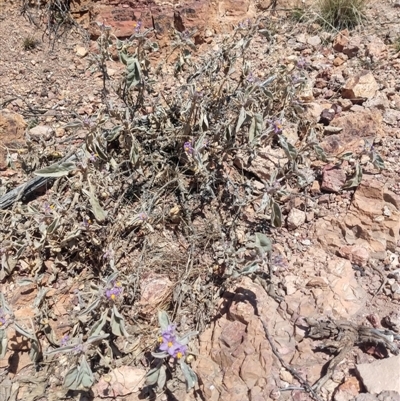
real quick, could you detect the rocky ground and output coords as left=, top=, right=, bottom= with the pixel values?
left=1, top=0, right=400, bottom=401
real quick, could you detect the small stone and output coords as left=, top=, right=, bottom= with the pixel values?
left=333, top=56, right=346, bottom=66
left=29, top=125, right=54, bottom=140
left=320, top=108, right=336, bottom=125
left=310, top=180, right=321, bottom=194
left=301, top=239, right=311, bottom=246
left=286, top=208, right=306, bottom=230
left=338, top=98, right=353, bottom=111
left=75, top=46, right=88, bottom=58
left=307, top=35, right=321, bottom=47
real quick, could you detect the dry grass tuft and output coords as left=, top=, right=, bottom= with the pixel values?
left=318, top=0, right=368, bottom=30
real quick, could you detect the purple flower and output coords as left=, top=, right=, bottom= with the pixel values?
left=134, top=20, right=142, bottom=33
left=270, top=119, right=283, bottom=134
left=60, top=335, right=69, bottom=347
left=158, top=324, right=187, bottom=359
left=183, top=142, right=194, bottom=156
left=172, top=343, right=187, bottom=359
left=0, top=309, right=6, bottom=328
left=105, top=281, right=123, bottom=301
left=88, top=153, right=97, bottom=162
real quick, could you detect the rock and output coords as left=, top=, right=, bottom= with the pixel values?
left=304, top=102, right=326, bottom=123
left=321, top=165, right=346, bottom=192
left=333, top=29, right=349, bottom=52
left=310, top=180, right=321, bottom=194
left=320, top=108, right=336, bottom=125
left=334, top=376, right=361, bottom=401
left=365, top=92, right=390, bottom=110
left=316, top=177, right=400, bottom=258
left=93, top=366, right=146, bottom=397
left=366, top=37, right=387, bottom=62
left=75, top=45, right=88, bottom=58
left=0, top=109, right=26, bottom=170
left=307, top=35, right=321, bottom=47
left=338, top=245, right=370, bottom=267
left=28, top=125, right=54, bottom=140
left=383, top=109, right=400, bottom=126
left=338, top=98, right=353, bottom=111
left=137, top=273, right=173, bottom=316
left=354, top=395, right=379, bottom=401
left=86, top=0, right=254, bottom=40
left=342, top=71, right=379, bottom=100
left=356, top=355, right=400, bottom=394
left=287, top=208, right=306, bottom=230
left=194, top=277, right=294, bottom=401
left=333, top=56, right=346, bottom=66
left=320, top=110, right=383, bottom=157
left=378, top=391, right=400, bottom=401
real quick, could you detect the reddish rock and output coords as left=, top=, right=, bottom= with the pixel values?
left=72, top=0, right=254, bottom=40
left=338, top=245, right=370, bottom=267
left=321, top=165, right=346, bottom=192
left=333, top=29, right=349, bottom=53
left=334, top=376, right=361, bottom=401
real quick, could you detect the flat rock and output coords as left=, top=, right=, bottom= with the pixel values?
left=342, top=71, right=379, bottom=100
left=320, top=110, right=383, bottom=157
left=356, top=355, right=400, bottom=394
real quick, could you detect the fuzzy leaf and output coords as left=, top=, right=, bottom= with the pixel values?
left=248, top=113, right=263, bottom=143
left=180, top=360, right=198, bottom=391
left=45, top=344, right=77, bottom=356
left=87, top=311, right=108, bottom=337
left=270, top=199, right=282, bottom=228
left=64, top=355, right=94, bottom=390
left=278, top=135, right=297, bottom=160
left=0, top=329, right=8, bottom=359
left=235, top=107, right=247, bottom=133
left=343, top=162, right=363, bottom=189
left=82, top=189, right=107, bottom=223
left=157, top=365, right=167, bottom=389
left=254, top=233, right=272, bottom=253
left=313, top=144, right=328, bottom=162
left=370, top=151, right=385, bottom=170
left=157, top=310, right=170, bottom=331
left=34, top=162, right=76, bottom=177
left=151, top=351, right=169, bottom=358
left=146, top=366, right=161, bottom=385
left=178, top=331, right=198, bottom=346
left=111, top=304, right=129, bottom=337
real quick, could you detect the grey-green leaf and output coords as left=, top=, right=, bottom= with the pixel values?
left=157, top=310, right=170, bottom=331
left=180, top=360, right=198, bottom=391
left=0, top=329, right=8, bottom=359
left=343, top=162, right=363, bottom=189
left=270, top=199, right=282, bottom=228
left=111, top=304, right=129, bottom=337
left=34, top=162, right=77, bottom=177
